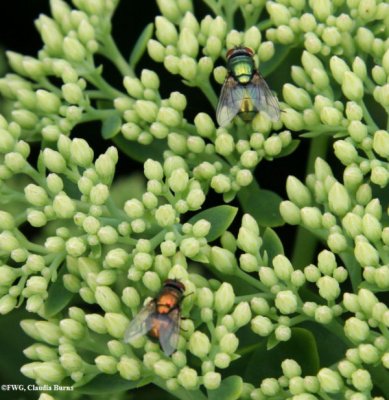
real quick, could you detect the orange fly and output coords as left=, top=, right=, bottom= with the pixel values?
left=124, top=279, right=185, bottom=356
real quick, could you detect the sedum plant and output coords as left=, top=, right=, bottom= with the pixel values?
left=0, top=0, right=389, bottom=399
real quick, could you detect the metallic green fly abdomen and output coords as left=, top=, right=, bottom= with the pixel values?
left=216, top=46, right=280, bottom=127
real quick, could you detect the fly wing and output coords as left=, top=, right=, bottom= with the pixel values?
left=250, top=72, right=280, bottom=121
left=158, top=308, right=181, bottom=356
left=123, top=300, right=156, bottom=343
left=216, top=76, right=243, bottom=127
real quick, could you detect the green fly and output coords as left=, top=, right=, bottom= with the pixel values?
left=216, top=46, right=280, bottom=127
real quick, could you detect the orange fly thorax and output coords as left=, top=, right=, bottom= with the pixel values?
left=156, top=279, right=185, bottom=314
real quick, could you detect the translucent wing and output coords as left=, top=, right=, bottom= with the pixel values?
left=216, top=76, right=242, bottom=127
left=123, top=300, right=156, bottom=343
left=158, top=308, right=181, bottom=356
left=251, top=72, right=280, bottom=121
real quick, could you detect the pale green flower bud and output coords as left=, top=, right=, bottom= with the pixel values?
left=215, top=133, right=234, bottom=156
left=0, top=128, right=15, bottom=153
left=133, top=252, right=153, bottom=271
left=344, top=317, right=369, bottom=343
left=123, top=76, right=143, bottom=99
left=329, top=56, right=350, bottom=85
left=282, top=359, right=302, bottom=378
left=333, top=140, right=358, bottom=166
left=203, top=371, right=221, bottom=390
left=59, top=318, right=84, bottom=340
left=134, top=100, right=158, bottom=122
left=36, top=89, right=61, bottom=114
left=219, top=332, right=239, bottom=354
left=259, top=266, right=278, bottom=287
left=4, top=152, right=26, bottom=172
left=260, top=132, right=281, bottom=156
left=0, top=265, right=20, bottom=286
left=62, top=83, right=83, bottom=104
left=354, top=238, right=379, bottom=267
left=105, top=313, right=129, bottom=339
left=358, top=343, right=379, bottom=364
left=214, top=352, right=230, bottom=369
left=105, top=248, right=128, bottom=269
left=154, top=359, right=177, bottom=379
left=156, top=16, right=178, bottom=45
left=343, top=165, right=363, bottom=190
left=320, top=106, right=342, bottom=126
left=243, top=26, right=261, bottom=50
left=351, top=369, right=372, bottom=392
left=317, top=276, right=340, bottom=301
left=304, top=265, right=321, bottom=283
left=194, top=112, right=215, bottom=137
left=273, top=255, right=293, bottom=281
left=328, top=182, right=351, bottom=217
left=237, top=227, right=259, bottom=254
left=85, top=313, right=107, bottom=334
left=147, top=39, right=165, bottom=62
left=192, top=219, right=210, bottom=238
left=362, top=213, right=382, bottom=242
left=286, top=177, right=312, bottom=208
left=316, top=250, right=336, bottom=275
left=34, top=361, right=66, bottom=383
left=311, top=67, right=329, bottom=89
left=69, top=138, right=94, bottom=167
left=95, top=355, right=117, bottom=374
left=214, top=282, right=234, bottom=314
left=0, top=295, right=17, bottom=314
left=35, top=16, right=63, bottom=55
left=97, top=226, right=118, bottom=245
left=239, top=253, right=258, bottom=273
left=46, top=173, right=64, bottom=194
left=257, top=41, right=274, bottom=63
left=63, top=37, right=86, bottom=62
left=281, top=108, right=304, bottom=131
left=180, top=238, right=200, bottom=258
left=42, top=148, right=67, bottom=173
left=158, top=107, right=182, bottom=128
left=0, top=231, right=19, bottom=253
left=267, top=2, right=290, bottom=26
left=124, top=199, right=144, bottom=219
left=231, top=302, right=251, bottom=328
left=188, top=331, right=211, bottom=358
left=317, top=368, right=343, bottom=393
left=95, top=286, right=121, bottom=312
left=24, top=184, right=49, bottom=207
left=342, top=71, right=363, bottom=101
left=177, top=366, right=198, bottom=389
left=178, top=28, right=198, bottom=58
left=261, top=377, right=280, bottom=396
left=291, top=270, right=306, bottom=287
left=117, top=356, right=142, bottom=380
left=142, top=271, right=161, bottom=292
left=26, top=276, right=48, bottom=294
left=327, top=232, right=348, bottom=253
left=300, top=207, right=322, bottom=229
left=276, top=25, right=295, bottom=45
left=65, top=237, right=86, bottom=257
left=53, top=193, right=76, bottom=218
left=211, top=174, right=231, bottom=193
left=372, top=130, right=389, bottom=158
left=279, top=201, right=301, bottom=225
left=155, top=204, right=176, bottom=226
left=196, top=287, right=213, bottom=308
left=35, top=321, right=61, bottom=345
left=283, top=84, right=312, bottom=110
left=236, top=169, right=253, bottom=187
left=275, top=290, right=298, bottom=314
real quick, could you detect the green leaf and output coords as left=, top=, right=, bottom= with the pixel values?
left=188, top=205, right=238, bottom=242
left=75, top=374, right=153, bottom=394
left=238, top=181, right=284, bottom=227
left=208, top=375, right=243, bottom=400
left=260, top=44, right=290, bottom=77
left=44, top=265, right=74, bottom=317
left=129, top=23, right=154, bottom=69
left=276, top=139, right=300, bottom=158
left=244, top=327, right=320, bottom=384
left=112, top=134, right=167, bottom=163
left=262, top=227, right=284, bottom=263
left=266, top=333, right=279, bottom=350
left=102, top=114, right=122, bottom=139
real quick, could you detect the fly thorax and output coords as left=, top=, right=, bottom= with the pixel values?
left=228, top=55, right=254, bottom=84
